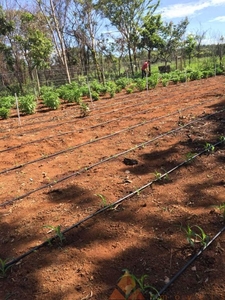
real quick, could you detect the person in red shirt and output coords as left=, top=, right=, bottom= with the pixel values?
left=142, top=60, right=150, bottom=78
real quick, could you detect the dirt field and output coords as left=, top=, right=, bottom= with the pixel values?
left=0, top=76, right=225, bottom=300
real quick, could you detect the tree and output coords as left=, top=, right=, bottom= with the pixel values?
left=139, top=10, right=163, bottom=75
left=35, top=0, right=72, bottom=83
left=184, top=34, right=196, bottom=65
left=69, top=0, right=104, bottom=82
left=97, top=0, right=158, bottom=75
left=158, top=17, right=189, bottom=67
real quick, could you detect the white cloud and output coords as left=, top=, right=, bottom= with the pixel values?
left=160, top=0, right=225, bottom=19
left=209, top=15, right=225, bottom=22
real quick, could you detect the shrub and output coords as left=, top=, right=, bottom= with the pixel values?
left=161, top=78, right=169, bottom=87
left=0, top=96, right=15, bottom=109
left=0, top=107, right=10, bottom=119
left=189, top=70, right=202, bottom=81
left=135, top=78, right=146, bottom=91
left=19, top=95, right=37, bottom=114
left=42, top=91, right=60, bottom=109
left=91, top=91, right=99, bottom=101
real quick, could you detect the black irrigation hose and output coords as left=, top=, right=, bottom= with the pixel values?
left=0, top=99, right=170, bottom=154
left=158, top=225, right=225, bottom=296
left=1, top=109, right=224, bottom=207
left=0, top=79, right=219, bottom=138
left=1, top=99, right=223, bottom=176
left=4, top=139, right=225, bottom=271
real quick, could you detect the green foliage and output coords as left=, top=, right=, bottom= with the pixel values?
left=135, top=78, right=146, bottom=91
left=91, top=91, right=99, bottom=101
left=126, top=83, right=136, bottom=94
left=0, top=107, right=10, bottom=119
left=181, top=225, right=209, bottom=248
left=185, top=152, right=196, bottom=163
left=204, top=142, right=215, bottom=153
left=42, top=90, right=60, bottom=110
left=91, top=80, right=107, bottom=95
left=79, top=102, right=90, bottom=117
left=19, top=95, right=36, bottom=114
left=214, top=203, right=225, bottom=220
left=57, top=83, right=82, bottom=103
left=161, top=78, right=169, bottom=87
left=0, top=258, right=12, bottom=278
left=95, top=193, right=108, bottom=207
left=189, top=70, right=202, bottom=80
left=106, top=81, right=117, bottom=98
left=44, top=225, right=65, bottom=245
left=0, top=96, right=15, bottom=109
left=115, top=77, right=132, bottom=89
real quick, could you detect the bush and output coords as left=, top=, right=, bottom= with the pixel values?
left=42, top=91, right=60, bottom=109
left=0, top=96, right=15, bottom=109
left=161, top=78, right=169, bottom=87
left=19, top=95, right=37, bottom=114
left=0, top=107, right=10, bottom=119
left=189, top=70, right=202, bottom=81
left=135, top=78, right=146, bottom=91
left=91, top=91, right=99, bottom=101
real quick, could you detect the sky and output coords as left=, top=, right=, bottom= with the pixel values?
left=158, top=0, right=225, bottom=43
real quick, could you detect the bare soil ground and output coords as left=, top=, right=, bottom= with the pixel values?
left=0, top=76, right=225, bottom=300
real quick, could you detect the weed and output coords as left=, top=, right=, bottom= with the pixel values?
left=0, top=258, right=12, bottom=278
left=44, top=225, right=65, bottom=245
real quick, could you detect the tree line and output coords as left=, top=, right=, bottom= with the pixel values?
left=0, top=0, right=224, bottom=94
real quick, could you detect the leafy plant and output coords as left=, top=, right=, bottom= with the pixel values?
left=0, top=107, right=10, bottom=119
left=123, top=269, right=161, bottom=299
left=91, top=91, right=99, bottom=101
left=161, top=78, right=169, bottom=87
left=185, top=152, right=196, bottom=162
left=154, top=171, right=162, bottom=180
left=79, top=102, right=90, bottom=117
left=19, top=95, right=37, bottom=114
left=44, top=225, right=65, bottom=245
left=204, top=142, right=215, bottom=153
left=181, top=225, right=209, bottom=248
left=214, top=203, right=225, bottom=220
left=0, top=258, right=12, bottom=278
left=42, top=91, right=60, bottom=109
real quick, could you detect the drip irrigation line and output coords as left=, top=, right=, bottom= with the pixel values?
left=0, top=79, right=218, bottom=139
left=4, top=139, right=225, bottom=270
left=158, top=225, right=225, bottom=296
left=0, top=111, right=224, bottom=209
left=0, top=102, right=197, bottom=174
left=0, top=99, right=170, bottom=154
left=1, top=101, right=223, bottom=176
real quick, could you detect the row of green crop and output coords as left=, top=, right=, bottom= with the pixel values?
left=0, top=65, right=224, bottom=119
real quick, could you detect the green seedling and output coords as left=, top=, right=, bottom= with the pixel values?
left=79, top=102, right=90, bottom=117
left=214, top=203, right=225, bottom=220
left=204, top=142, right=215, bottom=153
left=154, top=171, right=162, bottom=180
left=185, top=152, right=196, bottom=162
left=44, top=225, right=65, bottom=245
left=0, top=258, right=12, bottom=278
left=122, top=269, right=161, bottom=299
left=219, top=136, right=225, bottom=142
left=95, top=193, right=108, bottom=207
left=182, top=225, right=209, bottom=248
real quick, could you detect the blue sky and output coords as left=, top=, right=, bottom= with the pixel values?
left=158, top=0, right=225, bottom=43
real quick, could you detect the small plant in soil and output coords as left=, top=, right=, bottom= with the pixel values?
left=185, top=152, right=196, bottom=163
left=123, top=269, right=162, bottom=299
left=181, top=225, right=209, bottom=248
left=79, top=102, right=90, bottom=117
left=95, top=193, right=108, bottom=207
left=204, top=142, right=215, bottom=153
left=214, top=203, right=225, bottom=220
left=44, top=225, right=65, bottom=245
left=0, top=258, right=12, bottom=278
